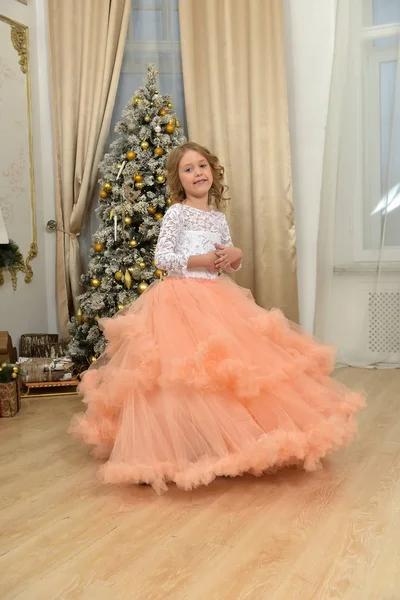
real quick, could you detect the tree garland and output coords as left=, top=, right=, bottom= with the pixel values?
left=0, top=239, right=26, bottom=290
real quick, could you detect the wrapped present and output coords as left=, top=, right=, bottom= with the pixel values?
left=18, top=357, right=74, bottom=383
left=47, top=358, right=74, bottom=382
left=0, top=331, right=17, bottom=364
left=18, top=358, right=53, bottom=383
left=0, top=381, right=20, bottom=417
left=19, top=333, right=59, bottom=358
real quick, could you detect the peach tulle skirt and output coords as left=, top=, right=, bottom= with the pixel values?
left=70, top=276, right=365, bottom=494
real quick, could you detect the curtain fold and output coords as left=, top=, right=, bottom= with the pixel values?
left=47, top=0, right=131, bottom=337
left=178, top=0, right=299, bottom=322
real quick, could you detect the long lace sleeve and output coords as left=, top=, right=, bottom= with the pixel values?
left=155, top=204, right=189, bottom=273
left=220, top=214, right=242, bottom=272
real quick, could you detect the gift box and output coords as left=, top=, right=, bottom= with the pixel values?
left=19, top=357, right=74, bottom=383
left=0, top=380, right=20, bottom=417
left=18, top=358, right=52, bottom=383
left=19, top=333, right=60, bottom=358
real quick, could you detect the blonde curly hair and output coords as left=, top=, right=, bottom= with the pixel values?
left=166, top=142, right=230, bottom=210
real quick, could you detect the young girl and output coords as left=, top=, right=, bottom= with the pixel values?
left=70, top=142, right=364, bottom=494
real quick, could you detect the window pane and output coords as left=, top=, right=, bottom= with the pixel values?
left=133, top=9, right=163, bottom=41
left=373, top=0, right=400, bottom=25
left=379, top=59, right=400, bottom=246
left=133, top=0, right=162, bottom=7
left=364, top=54, right=400, bottom=249
left=170, top=9, right=180, bottom=41
left=363, top=0, right=400, bottom=26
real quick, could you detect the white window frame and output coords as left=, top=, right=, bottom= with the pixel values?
left=353, top=20, right=400, bottom=262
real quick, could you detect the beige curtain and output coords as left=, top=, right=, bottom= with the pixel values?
left=48, top=0, right=131, bottom=338
left=179, top=0, right=298, bottom=322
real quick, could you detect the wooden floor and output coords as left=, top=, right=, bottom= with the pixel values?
left=1, top=369, right=400, bottom=600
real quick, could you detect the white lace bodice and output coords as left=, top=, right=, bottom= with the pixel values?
left=155, top=203, right=241, bottom=279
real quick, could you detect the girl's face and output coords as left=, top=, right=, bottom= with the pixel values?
left=178, top=149, right=213, bottom=199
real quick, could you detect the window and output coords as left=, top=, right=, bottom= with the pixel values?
left=358, top=0, right=400, bottom=260
left=109, top=0, right=186, bottom=141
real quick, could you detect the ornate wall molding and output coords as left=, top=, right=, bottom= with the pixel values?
left=0, top=15, right=37, bottom=289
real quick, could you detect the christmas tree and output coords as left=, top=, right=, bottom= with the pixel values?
left=68, top=64, right=187, bottom=368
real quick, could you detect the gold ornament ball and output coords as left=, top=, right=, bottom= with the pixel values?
left=165, top=123, right=175, bottom=134
left=175, top=119, right=181, bottom=127
left=167, top=102, right=173, bottom=109
left=116, top=163, right=123, bottom=169
left=138, top=282, right=149, bottom=295
left=0, top=367, right=2, bottom=372
left=118, top=303, right=125, bottom=311
left=114, top=271, right=123, bottom=281
left=133, top=97, right=141, bottom=105
left=103, top=182, right=112, bottom=192
left=154, top=212, right=163, bottom=221
left=148, top=206, right=156, bottom=215
left=135, top=181, right=144, bottom=190
left=90, top=356, right=97, bottom=363
left=166, top=196, right=172, bottom=206
left=140, top=141, right=150, bottom=150
left=1, top=362, right=7, bottom=368
left=154, top=146, right=164, bottom=157
left=126, top=151, right=136, bottom=161
left=13, top=366, right=19, bottom=373
left=151, top=259, right=156, bottom=267
left=94, top=242, right=104, bottom=252
left=124, top=216, right=132, bottom=226
left=139, top=261, right=146, bottom=270
left=90, top=278, right=101, bottom=288
left=154, top=89, right=159, bottom=94
left=155, top=269, right=163, bottom=279
left=159, top=108, right=167, bottom=116
left=156, top=175, right=165, bottom=184
left=134, top=173, right=143, bottom=183
left=144, top=114, right=151, bottom=123
left=11, top=372, right=17, bottom=379
left=99, top=189, right=108, bottom=199
left=129, top=239, right=138, bottom=248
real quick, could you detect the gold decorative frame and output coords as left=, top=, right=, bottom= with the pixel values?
left=0, top=15, right=37, bottom=286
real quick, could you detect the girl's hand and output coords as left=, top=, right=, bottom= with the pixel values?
left=214, top=244, right=242, bottom=270
left=203, top=250, right=219, bottom=272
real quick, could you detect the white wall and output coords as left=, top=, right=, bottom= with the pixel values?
left=0, top=0, right=57, bottom=352
left=284, top=0, right=336, bottom=332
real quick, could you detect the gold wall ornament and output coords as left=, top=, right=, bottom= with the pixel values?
left=14, top=0, right=28, bottom=5
left=24, top=241, right=38, bottom=283
left=10, top=22, right=27, bottom=73
left=0, top=15, right=37, bottom=287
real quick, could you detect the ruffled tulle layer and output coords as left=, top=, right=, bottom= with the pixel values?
left=70, top=276, right=365, bottom=494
